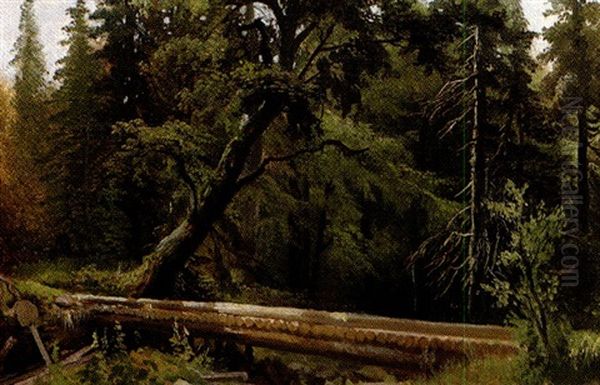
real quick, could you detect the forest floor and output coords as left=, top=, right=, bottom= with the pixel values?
left=5, top=259, right=519, bottom=385
left=409, top=357, right=518, bottom=385
left=5, top=345, right=518, bottom=385
left=251, top=349, right=518, bottom=384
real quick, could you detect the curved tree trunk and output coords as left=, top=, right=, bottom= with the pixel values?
left=131, top=98, right=283, bottom=297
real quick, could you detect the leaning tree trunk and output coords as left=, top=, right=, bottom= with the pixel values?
left=131, top=98, right=283, bottom=297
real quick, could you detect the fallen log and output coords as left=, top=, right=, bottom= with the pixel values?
left=201, top=372, right=249, bottom=382
left=2, top=346, right=93, bottom=385
left=174, top=372, right=250, bottom=385
left=54, top=294, right=519, bottom=368
left=3, top=345, right=251, bottom=385
left=0, top=338, right=16, bottom=363
left=56, top=295, right=514, bottom=341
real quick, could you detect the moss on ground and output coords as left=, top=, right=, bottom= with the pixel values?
left=14, top=259, right=79, bottom=288
left=409, top=357, right=518, bottom=385
left=14, top=258, right=134, bottom=295
left=34, top=348, right=214, bottom=385
left=13, top=279, right=65, bottom=302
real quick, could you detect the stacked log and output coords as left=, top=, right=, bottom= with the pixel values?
left=55, top=294, right=519, bottom=368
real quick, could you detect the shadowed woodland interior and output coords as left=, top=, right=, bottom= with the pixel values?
left=1, top=0, right=600, bottom=384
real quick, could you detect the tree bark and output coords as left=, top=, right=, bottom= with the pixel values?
left=54, top=294, right=518, bottom=368
left=573, top=0, right=590, bottom=234
left=131, top=97, right=283, bottom=297
left=466, top=26, right=485, bottom=318
left=577, top=105, right=589, bottom=233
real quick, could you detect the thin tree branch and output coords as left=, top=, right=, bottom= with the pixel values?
left=321, top=38, right=403, bottom=52
left=235, top=139, right=367, bottom=190
left=0, top=336, right=16, bottom=362
left=299, top=24, right=335, bottom=79
left=293, top=21, right=318, bottom=51
left=150, top=143, right=201, bottom=212
left=439, top=107, right=473, bottom=138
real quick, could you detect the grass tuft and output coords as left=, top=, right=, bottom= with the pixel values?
left=409, top=357, right=518, bottom=385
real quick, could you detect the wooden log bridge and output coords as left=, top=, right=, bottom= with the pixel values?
left=54, top=294, right=519, bottom=369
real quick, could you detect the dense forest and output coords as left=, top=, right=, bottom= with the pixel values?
left=1, top=0, right=600, bottom=383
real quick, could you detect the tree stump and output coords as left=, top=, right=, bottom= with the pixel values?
left=11, top=300, right=52, bottom=366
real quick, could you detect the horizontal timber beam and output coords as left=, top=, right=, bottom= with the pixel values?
left=55, top=294, right=519, bottom=368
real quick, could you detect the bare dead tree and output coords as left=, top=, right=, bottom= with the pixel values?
left=409, top=27, right=487, bottom=316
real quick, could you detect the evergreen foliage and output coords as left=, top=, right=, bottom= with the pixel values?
left=2, top=2, right=600, bottom=381
left=49, top=0, right=107, bottom=258
left=4, top=0, right=52, bottom=258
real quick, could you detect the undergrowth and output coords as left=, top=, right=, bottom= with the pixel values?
left=35, top=323, right=213, bottom=385
left=408, top=357, right=519, bottom=385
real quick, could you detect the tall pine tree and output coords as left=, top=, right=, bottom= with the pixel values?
left=9, top=0, right=52, bottom=255
left=50, top=0, right=105, bottom=257
left=543, top=0, right=595, bottom=234
left=411, top=0, right=539, bottom=319
left=11, top=0, right=48, bottom=162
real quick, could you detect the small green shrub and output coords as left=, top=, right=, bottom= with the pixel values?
left=483, top=181, right=568, bottom=384
left=35, top=322, right=213, bottom=385
left=569, top=330, right=600, bottom=371
left=561, top=330, right=600, bottom=383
